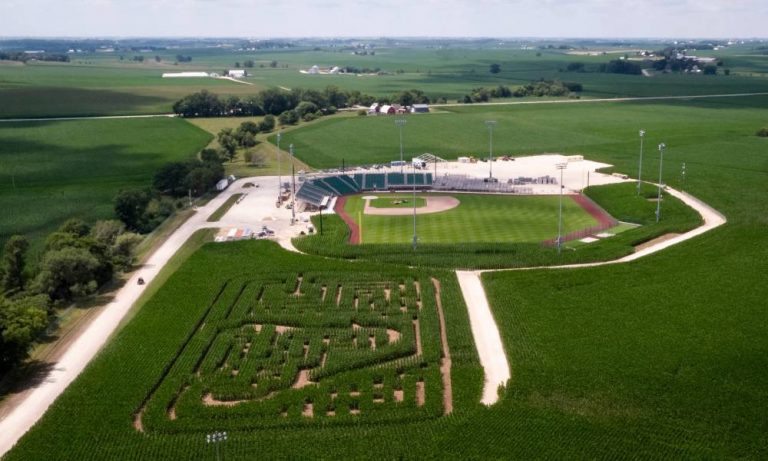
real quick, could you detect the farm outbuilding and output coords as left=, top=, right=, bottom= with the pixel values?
left=379, top=105, right=396, bottom=115
left=411, top=104, right=430, bottom=113
left=228, top=69, right=246, bottom=78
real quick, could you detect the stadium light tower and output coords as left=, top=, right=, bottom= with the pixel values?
left=656, top=143, right=666, bottom=223
left=637, top=129, right=645, bottom=196
left=276, top=131, right=282, bottom=202
left=290, top=143, right=296, bottom=223
left=556, top=162, right=568, bottom=254
left=206, top=431, right=228, bottom=461
left=412, top=162, right=418, bottom=251
left=395, top=118, right=407, bottom=174
left=485, top=120, right=497, bottom=180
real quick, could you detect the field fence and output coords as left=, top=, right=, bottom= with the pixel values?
left=541, top=220, right=619, bottom=247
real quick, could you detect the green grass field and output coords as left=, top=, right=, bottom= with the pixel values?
left=0, top=118, right=211, bottom=252
left=280, top=94, right=768, bottom=170
left=346, top=194, right=597, bottom=244
left=368, top=195, right=426, bottom=208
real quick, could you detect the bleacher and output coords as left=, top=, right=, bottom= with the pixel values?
left=295, top=172, right=434, bottom=208
left=318, top=175, right=361, bottom=195
left=387, top=173, right=405, bottom=187
left=364, top=173, right=387, bottom=190
left=296, top=182, right=330, bottom=207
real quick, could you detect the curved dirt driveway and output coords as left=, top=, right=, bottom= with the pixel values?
left=364, top=196, right=460, bottom=216
left=456, top=186, right=726, bottom=406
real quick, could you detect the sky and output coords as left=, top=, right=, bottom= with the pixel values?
left=1, top=0, right=767, bottom=39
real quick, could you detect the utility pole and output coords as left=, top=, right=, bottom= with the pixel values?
left=485, top=120, right=497, bottom=180
left=276, top=131, right=282, bottom=203
left=656, top=143, right=666, bottom=223
left=290, top=144, right=296, bottom=224
left=396, top=118, right=406, bottom=174
left=556, top=163, right=567, bottom=254
left=637, top=129, right=645, bottom=195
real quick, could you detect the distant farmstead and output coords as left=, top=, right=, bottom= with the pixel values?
left=228, top=69, right=246, bottom=78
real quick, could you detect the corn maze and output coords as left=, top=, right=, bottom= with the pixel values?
left=134, top=271, right=452, bottom=433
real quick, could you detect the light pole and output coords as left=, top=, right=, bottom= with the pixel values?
left=656, top=143, right=666, bottom=223
left=395, top=118, right=406, bottom=174
left=290, top=143, right=296, bottom=223
left=556, top=163, right=567, bottom=254
left=637, top=129, right=645, bottom=195
left=412, top=164, right=417, bottom=251
left=485, top=120, right=497, bottom=180
left=206, top=431, right=228, bottom=461
left=276, top=131, right=282, bottom=202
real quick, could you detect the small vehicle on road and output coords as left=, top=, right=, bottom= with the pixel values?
left=137, top=277, right=145, bottom=285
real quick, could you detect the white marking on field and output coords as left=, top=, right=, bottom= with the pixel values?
left=580, top=237, right=599, bottom=243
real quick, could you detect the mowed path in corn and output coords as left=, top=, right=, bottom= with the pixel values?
left=344, top=194, right=598, bottom=244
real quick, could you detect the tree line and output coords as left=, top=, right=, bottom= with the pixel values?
left=461, top=80, right=582, bottom=103
left=0, top=52, right=70, bottom=63
left=114, top=148, right=228, bottom=233
left=0, top=220, right=142, bottom=375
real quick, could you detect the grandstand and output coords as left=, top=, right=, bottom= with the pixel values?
left=296, top=172, right=434, bottom=208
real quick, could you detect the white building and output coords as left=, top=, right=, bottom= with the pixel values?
left=162, top=72, right=210, bottom=78
left=228, top=69, right=246, bottom=78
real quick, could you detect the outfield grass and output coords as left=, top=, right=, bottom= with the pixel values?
left=0, top=118, right=212, bottom=253
left=346, top=194, right=597, bottom=244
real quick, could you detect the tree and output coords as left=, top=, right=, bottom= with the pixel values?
left=295, top=101, right=319, bottom=118
left=0, top=295, right=48, bottom=372
left=111, top=233, right=143, bottom=270
left=259, top=115, right=276, bottom=132
left=703, top=65, right=717, bottom=75
left=153, top=162, right=193, bottom=196
left=200, top=148, right=222, bottom=164
left=1, top=236, right=29, bottom=295
left=58, top=218, right=90, bottom=237
left=566, top=62, right=585, bottom=72
left=217, top=129, right=238, bottom=161
left=33, top=247, right=101, bottom=301
left=243, top=60, right=254, bottom=68
left=244, top=151, right=266, bottom=167
left=114, top=189, right=151, bottom=232
left=489, top=63, right=501, bottom=74
left=278, top=110, right=299, bottom=126
left=184, top=167, right=221, bottom=195
left=90, top=220, right=125, bottom=246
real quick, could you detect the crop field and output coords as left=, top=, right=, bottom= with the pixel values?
left=3, top=241, right=484, bottom=460
left=3, top=44, right=768, bottom=118
left=0, top=117, right=211, bottom=252
left=344, top=193, right=598, bottom=244
left=279, top=94, right=768, bottom=169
